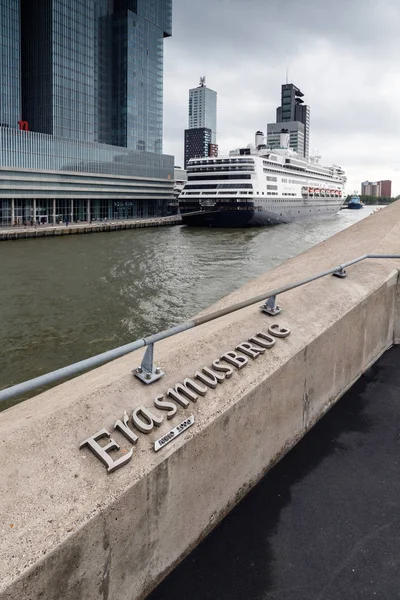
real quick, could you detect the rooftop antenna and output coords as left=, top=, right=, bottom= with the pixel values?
left=285, top=67, right=289, bottom=85
left=199, top=76, right=206, bottom=87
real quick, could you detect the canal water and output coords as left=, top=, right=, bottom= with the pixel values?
left=0, top=208, right=379, bottom=405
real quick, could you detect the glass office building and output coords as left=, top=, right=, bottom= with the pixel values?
left=0, top=0, right=174, bottom=227
left=0, top=0, right=20, bottom=129
left=184, top=127, right=212, bottom=169
left=184, top=78, right=218, bottom=168
left=188, top=79, right=217, bottom=144
left=274, top=83, right=310, bottom=159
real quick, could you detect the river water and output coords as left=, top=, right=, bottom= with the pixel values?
left=0, top=208, right=379, bottom=405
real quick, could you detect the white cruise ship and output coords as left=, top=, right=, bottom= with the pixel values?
left=178, top=131, right=346, bottom=227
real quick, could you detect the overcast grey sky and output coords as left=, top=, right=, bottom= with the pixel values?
left=163, top=0, right=400, bottom=195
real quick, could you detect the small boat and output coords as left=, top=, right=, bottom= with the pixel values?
left=347, top=195, right=364, bottom=210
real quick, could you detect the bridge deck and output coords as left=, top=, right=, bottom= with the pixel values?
left=147, top=345, right=400, bottom=600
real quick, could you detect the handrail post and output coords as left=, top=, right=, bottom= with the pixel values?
left=261, top=295, right=282, bottom=316
left=133, top=343, right=164, bottom=384
left=332, top=265, right=347, bottom=278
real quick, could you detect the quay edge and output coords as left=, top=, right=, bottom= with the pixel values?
left=0, top=216, right=182, bottom=241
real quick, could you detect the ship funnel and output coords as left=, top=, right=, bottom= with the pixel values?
left=255, top=131, right=265, bottom=148
left=280, top=129, right=290, bottom=149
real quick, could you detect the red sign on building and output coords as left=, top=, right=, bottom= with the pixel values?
left=18, top=120, right=29, bottom=131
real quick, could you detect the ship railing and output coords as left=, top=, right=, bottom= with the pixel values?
left=1, top=253, right=400, bottom=404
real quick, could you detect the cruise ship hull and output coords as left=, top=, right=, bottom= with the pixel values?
left=180, top=202, right=342, bottom=228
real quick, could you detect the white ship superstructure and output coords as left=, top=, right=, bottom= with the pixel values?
left=179, top=132, right=346, bottom=227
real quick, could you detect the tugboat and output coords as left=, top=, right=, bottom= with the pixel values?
left=347, top=195, right=364, bottom=210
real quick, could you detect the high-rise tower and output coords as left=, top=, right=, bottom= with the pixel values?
left=0, top=0, right=20, bottom=129
left=184, top=77, right=217, bottom=168
left=188, top=77, right=217, bottom=144
left=20, top=0, right=172, bottom=152
left=267, top=83, right=310, bottom=159
left=0, top=0, right=174, bottom=226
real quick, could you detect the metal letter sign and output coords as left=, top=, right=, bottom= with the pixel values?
left=80, top=323, right=292, bottom=473
left=154, top=416, right=195, bottom=452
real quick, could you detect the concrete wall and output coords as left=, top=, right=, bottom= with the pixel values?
left=1, top=202, right=400, bottom=600
left=395, top=281, right=400, bottom=344
left=0, top=216, right=181, bottom=241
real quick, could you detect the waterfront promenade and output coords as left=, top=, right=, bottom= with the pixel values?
left=0, top=215, right=182, bottom=241
left=1, top=202, right=400, bottom=600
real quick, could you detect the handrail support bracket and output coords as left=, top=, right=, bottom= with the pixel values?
left=332, top=266, right=347, bottom=278
left=261, top=295, right=282, bottom=316
left=134, top=343, right=164, bottom=384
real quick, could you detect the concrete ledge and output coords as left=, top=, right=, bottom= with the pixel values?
left=0, top=216, right=182, bottom=241
left=1, top=202, right=400, bottom=599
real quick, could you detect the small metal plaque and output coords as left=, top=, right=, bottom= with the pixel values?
left=154, top=415, right=194, bottom=452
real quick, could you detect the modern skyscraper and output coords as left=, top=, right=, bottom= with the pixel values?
left=188, top=77, right=217, bottom=143
left=0, top=0, right=20, bottom=129
left=267, top=83, right=310, bottom=158
left=184, top=128, right=212, bottom=169
left=0, top=0, right=174, bottom=227
left=184, top=77, right=217, bottom=168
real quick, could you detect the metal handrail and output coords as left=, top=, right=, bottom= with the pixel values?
left=1, top=253, right=399, bottom=404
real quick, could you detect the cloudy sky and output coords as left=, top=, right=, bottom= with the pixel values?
left=163, top=0, right=400, bottom=195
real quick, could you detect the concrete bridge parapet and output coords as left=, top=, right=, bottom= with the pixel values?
left=1, top=202, right=400, bottom=599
